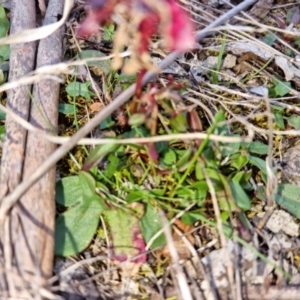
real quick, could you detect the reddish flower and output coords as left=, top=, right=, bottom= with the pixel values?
left=78, top=0, right=195, bottom=56
left=163, top=0, right=195, bottom=51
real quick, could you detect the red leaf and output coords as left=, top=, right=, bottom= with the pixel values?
left=148, top=142, right=159, bottom=162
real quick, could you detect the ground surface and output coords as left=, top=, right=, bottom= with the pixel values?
left=1, top=0, right=300, bottom=299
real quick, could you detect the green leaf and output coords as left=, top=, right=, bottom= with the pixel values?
left=78, top=171, right=96, bottom=198
left=274, top=113, right=285, bottom=129
left=161, top=148, right=177, bottom=166
left=0, top=5, right=6, bottom=19
left=104, top=204, right=146, bottom=262
left=155, top=141, right=168, bottom=154
left=58, top=103, right=77, bottom=114
left=274, top=79, right=291, bottom=97
left=181, top=210, right=205, bottom=225
left=128, top=113, right=146, bottom=126
left=170, top=114, right=187, bottom=132
left=54, top=172, right=107, bottom=256
left=103, top=24, right=115, bottom=41
left=54, top=197, right=103, bottom=256
left=125, top=190, right=144, bottom=203
left=55, top=176, right=83, bottom=207
left=248, top=142, right=269, bottom=155
left=262, top=33, right=276, bottom=46
left=66, top=81, right=93, bottom=99
left=274, top=184, right=300, bottom=218
left=140, top=203, right=166, bottom=249
left=104, top=154, right=119, bottom=179
left=79, top=50, right=111, bottom=75
left=0, top=109, right=5, bottom=120
left=0, top=9, right=9, bottom=34
left=0, top=44, right=9, bottom=60
left=248, top=156, right=267, bottom=174
left=195, top=162, right=204, bottom=180
left=271, top=104, right=285, bottom=113
left=0, top=125, right=5, bottom=139
left=100, top=115, right=115, bottom=129
left=175, top=147, right=193, bottom=167
left=232, top=171, right=245, bottom=183
left=287, top=114, right=300, bottom=129
left=221, top=141, right=240, bottom=156
left=82, top=142, right=120, bottom=171
left=230, top=153, right=248, bottom=170
left=230, top=181, right=251, bottom=210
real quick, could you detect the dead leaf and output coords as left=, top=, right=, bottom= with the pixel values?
left=159, top=219, right=195, bottom=260
left=89, top=102, right=103, bottom=112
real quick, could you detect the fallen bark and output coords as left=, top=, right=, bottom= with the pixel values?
left=0, top=0, right=37, bottom=295
left=0, top=0, right=65, bottom=297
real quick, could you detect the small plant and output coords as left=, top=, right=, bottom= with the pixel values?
left=54, top=80, right=273, bottom=258
left=102, top=23, right=115, bottom=41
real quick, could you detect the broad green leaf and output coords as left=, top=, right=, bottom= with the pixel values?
left=221, top=141, right=240, bottom=156
left=274, top=184, right=300, bottom=218
left=262, top=33, right=276, bottom=46
left=55, top=172, right=107, bottom=256
left=181, top=210, right=205, bottom=225
left=232, top=171, right=245, bottom=183
left=271, top=104, right=285, bottom=113
left=230, top=181, right=251, bottom=210
left=274, top=113, right=285, bottom=129
left=58, top=103, right=77, bottom=114
left=0, top=5, right=6, bottom=19
left=170, top=114, right=187, bottom=132
left=248, top=156, right=267, bottom=174
left=104, top=204, right=146, bottom=263
left=287, top=115, right=300, bottom=129
left=104, top=154, right=119, bottom=179
left=161, top=148, right=177, bottom=165
left=79, top=50, right=111, bottom=75
left=0, top=6, right=10, bottom=36
left=79, top=171, right=97, bottom=199
left=0, top=44, right=9, bottom=60
left=230, top=153, right=248, bottom=170
left=140, top=203, right=166, bottom=249
left=66, top=81, right=93, bottom=99
left=205, top=168, right=224, bottom=191
left=55, top=176, right=82, bottom=207
left=248, top=142, right=269, bottom=155
left=54, top=198, right=104, bottom=256
left=155, top=141, right=168, bottom=154
left=274, top=80, right=291, bottom=97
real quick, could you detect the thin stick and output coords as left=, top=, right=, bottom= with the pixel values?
left=0, top=0, right=258, bottom=223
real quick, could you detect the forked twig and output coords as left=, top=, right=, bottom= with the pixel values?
left=0, top=0, right=257, bottom=223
